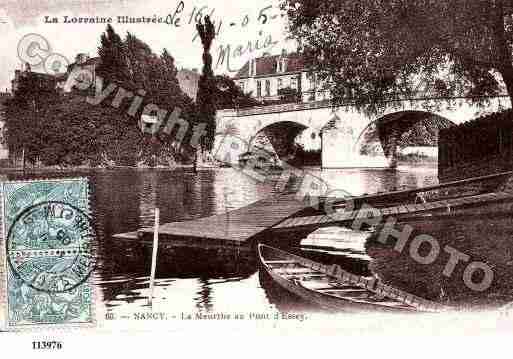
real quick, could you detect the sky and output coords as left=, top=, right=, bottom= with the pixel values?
left=0, top=0, right=296, bottom=91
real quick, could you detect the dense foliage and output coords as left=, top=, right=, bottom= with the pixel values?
left=96, top=25, right=201, bottom=164
left=439, top=109, right=513, bottom=166
left=282, top=0, right=513, bottom=112
left=5, top=24, right=206, bottom=167
left=3, top=73, right=61, bottom=165
left=195, top=16, right=218, bottom=153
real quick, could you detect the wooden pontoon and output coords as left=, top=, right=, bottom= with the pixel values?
left=113, top=171, right=513, bottom=249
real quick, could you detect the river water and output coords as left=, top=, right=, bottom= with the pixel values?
left=5, top=164, right=513, bottom=322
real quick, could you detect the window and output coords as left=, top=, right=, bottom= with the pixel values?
left=250, top=59, right=256, bottom=76
left=309, top=73, right=316, bottom=91
left=277, top=78, right=283, bottom=90
left=291, top=77, right=297, bottom=90
left=257, top=80, right=262, bottom=97
left=265, top=80, right=271, bottom=97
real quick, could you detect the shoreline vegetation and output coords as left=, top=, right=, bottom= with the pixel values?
left=4, top=24, right=259, bottom=170
left=4, top=23, right=441, bottom=172
left=396, top=152, right=438, bottom=164
left=0, top=164, right=203, bottom=173
left=0, top=153, right=438, bottom=173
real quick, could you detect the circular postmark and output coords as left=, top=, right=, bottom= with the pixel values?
left=7, top=201, right=97, bottom=293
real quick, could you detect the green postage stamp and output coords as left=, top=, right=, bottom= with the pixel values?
left=0, top=178, right=96, bottom=331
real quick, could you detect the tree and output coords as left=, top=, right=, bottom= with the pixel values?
left=4, top=71, right=60, bottom=165
left=5, top=26, right=204, bottom=168
left=150, top=48, right=187, bottom=110
left=97, top=29, right=198, bottom=166
left=38, top=94, right=143, bottom=167
left=96, top=24, right=132, bottom=87
left=196, top=16, right=217, bottom=152
left=282, top=0, right=513, bottom=112
left=161, top=49, right=179, bottom=85
left=125, top=31, right=154, bottom=89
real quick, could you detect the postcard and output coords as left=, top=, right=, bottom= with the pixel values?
left=1, top=0, right=513, bottom=355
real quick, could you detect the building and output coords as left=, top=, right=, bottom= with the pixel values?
left=61, top=53, right=101, bottom=91
left=13, top=53, right=200, bottom=101
left=176, top=68, right=200, bottom=100
left=11, top=63, right=66, bottom=95
left=233, top=50, right=329, bottom=103
left=63, top=54, right=200, bottom=101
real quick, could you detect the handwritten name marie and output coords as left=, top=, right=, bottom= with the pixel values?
left=214, top=31, right=279, bottom=72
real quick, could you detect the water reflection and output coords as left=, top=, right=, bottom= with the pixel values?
left=10, top=165, right=511, bottom=314
left=195, top=277, right=214, bottom=312
left=308, top=165, right=437, bottom=195
left=258, top=269, right=318, bottom=313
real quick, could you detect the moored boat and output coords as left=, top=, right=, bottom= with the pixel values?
left=258, top=244, right=445, bottom=313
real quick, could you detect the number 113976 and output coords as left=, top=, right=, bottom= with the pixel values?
left=32, top=341, right=63, bottom=350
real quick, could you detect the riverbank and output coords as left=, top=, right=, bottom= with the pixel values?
left=0, top=164, right=207, bottom=174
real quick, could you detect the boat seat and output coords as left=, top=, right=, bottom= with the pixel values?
left=266, top=260, right=297, bottom=265
left=274, top=267, right=315, bottom=275
left=319, top=289, right=369, bottom=297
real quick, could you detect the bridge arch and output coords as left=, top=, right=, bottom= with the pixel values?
left=352, top=111, right=455, bottom=167
left=248, top=120, right=310, bottom=163
left=215, top=97, right=509, bottom=168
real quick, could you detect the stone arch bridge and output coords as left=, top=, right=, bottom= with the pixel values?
left=215, top=97, right=511, bottom=168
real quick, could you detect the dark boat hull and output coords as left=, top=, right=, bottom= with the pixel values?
left=257, top=244, right=436, bottom=313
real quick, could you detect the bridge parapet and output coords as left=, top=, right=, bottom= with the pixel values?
left=217, top=108, right=238, bottom=117
left=219, top=95, right=512, bottom=119
left=220, top=100, right=332, bottom=118
left=215, top=95, right=511, bottom=169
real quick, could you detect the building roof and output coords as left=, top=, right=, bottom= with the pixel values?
left=20, top=71, right=66, bottom=82
left=55, top=73, right=69, bottom=81
left=83, top=57, right=101, bottom=66
left=66, top=57, right=101, bottom=74
left=177, top=68, right=200, bottom=81
left=234, top=53, right=305, bottom=79
left=177, top=69, right=200, bottom=100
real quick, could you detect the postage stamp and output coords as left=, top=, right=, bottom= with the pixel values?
left=0, top=178, right=96, bottom=331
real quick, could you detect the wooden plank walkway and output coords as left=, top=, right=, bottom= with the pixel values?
left=272, top=191, right=513, bottom=232
left=112, top=170, right=513, bottom=248
left=113, top=193, right=315, bottom=246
